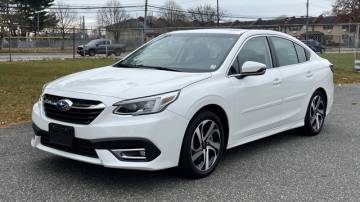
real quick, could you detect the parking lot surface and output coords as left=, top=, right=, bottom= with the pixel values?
left=0, top=84, right=359, bottom=201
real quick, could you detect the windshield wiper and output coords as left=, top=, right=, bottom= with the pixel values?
left=115, top=63, right=180, bottom=72
left=138, top=65, right=180, bottom=72
left=114, top=63, right=138, bottom=68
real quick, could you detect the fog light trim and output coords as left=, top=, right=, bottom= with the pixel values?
left=111, top=148, right=146, bottom=160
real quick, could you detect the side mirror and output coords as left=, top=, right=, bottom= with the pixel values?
left=240, top=61, right=267, bottom=76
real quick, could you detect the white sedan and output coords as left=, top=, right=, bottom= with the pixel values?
left=32, top=29, right=334, bottom=178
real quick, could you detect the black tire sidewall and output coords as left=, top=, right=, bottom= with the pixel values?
left=114, top=49, right=122, bottom=56
left=89, top=50, right=95, bottom=56
left=304, top=90, right=327, bottom=135
left=179, top=111, right=225, bottom=178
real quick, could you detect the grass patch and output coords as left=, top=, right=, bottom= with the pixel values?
left=0, top=53, right=359, bottom=127
left=0, top=59, right=116, bottom=127
left=322, top=53, right=360, bottom=84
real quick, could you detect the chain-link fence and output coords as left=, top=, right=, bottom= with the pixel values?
left=1, top=23, right=360, bottom=61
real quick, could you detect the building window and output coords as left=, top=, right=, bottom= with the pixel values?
left=289, top=26, right=302, bottom=31
left=342, top=25, right=356, bottom=32
left=323, top=25, right=333, bottom=30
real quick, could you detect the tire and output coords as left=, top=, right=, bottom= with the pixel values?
left=89, top=49, right=96, bottom=57
left=302, top=90, right=327, bottom=136
left=114, top=49, right=122, bottom=56
left=178, top=111, right=225, bottom=178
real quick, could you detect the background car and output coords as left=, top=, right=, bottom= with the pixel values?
left=301, top=39, right=326, bottom=53
left=77, top=39, right=126, bottom=57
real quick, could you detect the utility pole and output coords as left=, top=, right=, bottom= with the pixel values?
left=7, top=0, right=11, bottom=62
left=37, top=12, right=40, bottom=34
left=217, top=0, right=219, bottom=26
left=305, top=0, right=309, bottom=42
left=143, top=0, right=148, bottom=44
left=169, top=0, right=172, bottom=24
left=83, top=16, right=85, bottom=30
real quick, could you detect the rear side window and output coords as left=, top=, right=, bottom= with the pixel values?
left=271, top=37, right=298, bottom=66
left=294, top=44, right=307, bottom=63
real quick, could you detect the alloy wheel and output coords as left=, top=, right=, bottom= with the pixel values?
left=309, top=95, right=325, bottom=132
left=190, top=120, right=221, bottom=172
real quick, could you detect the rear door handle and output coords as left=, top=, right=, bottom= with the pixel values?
left=273, top=78, right=282, bottom=85
left=306, top=71, right=313, bottom=78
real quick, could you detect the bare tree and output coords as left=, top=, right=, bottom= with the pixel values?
left=160, top=0, right=187, bottom=25
left=97, top=0, right=129, bottom=42
left=187, top=4, right=224, bottom=25
left=52, top=2, right=77, bottom=50
left=333, top=0, right=360, bottom=22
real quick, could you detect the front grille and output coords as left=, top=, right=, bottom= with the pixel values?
left=43, top=94, right=105, bottom=125
left=40, top=133, right=98, bottom=158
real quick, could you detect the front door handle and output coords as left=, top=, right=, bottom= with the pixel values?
left=306, top=71, right=313, bottom=78
left=273, top=78, right=282, bottom=85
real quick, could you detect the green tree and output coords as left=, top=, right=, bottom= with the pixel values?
left=13, top=0, right=57, bottom=35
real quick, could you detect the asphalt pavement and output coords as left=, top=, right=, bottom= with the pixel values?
left=0, top=84, right=359, bottom=201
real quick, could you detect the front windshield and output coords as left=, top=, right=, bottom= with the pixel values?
left=115, top=33, right=239, bottom=72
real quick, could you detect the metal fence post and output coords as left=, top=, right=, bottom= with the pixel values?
left=106, top=45, right=108, bottom=58
left=72, top=27, right=76, bottom=59
left=8, top=33, right=12, bottom=62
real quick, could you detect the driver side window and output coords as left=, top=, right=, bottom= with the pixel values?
left=230, top=37, right=273, bottom=75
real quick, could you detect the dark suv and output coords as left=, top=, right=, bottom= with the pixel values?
left=301, top=40, right=326, bottom=54
left=77, top=39, right=126, bottom=57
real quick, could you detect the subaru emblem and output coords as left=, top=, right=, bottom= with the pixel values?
left=56, top=99, right=73, bottom=111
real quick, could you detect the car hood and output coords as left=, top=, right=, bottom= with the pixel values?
left=46, top=66, right=211, bottom=99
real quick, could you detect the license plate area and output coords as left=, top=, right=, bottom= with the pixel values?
left=49, top=123, right=74, bottom=147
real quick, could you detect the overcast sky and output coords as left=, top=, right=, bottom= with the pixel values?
left=58, top=0, right=335, bottom=28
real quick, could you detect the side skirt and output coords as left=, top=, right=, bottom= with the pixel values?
left=226, top=120, right=304, bottom=149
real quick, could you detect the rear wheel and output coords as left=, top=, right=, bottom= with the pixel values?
left=302, top=90, right=327, bottom=136
left=114, top=49, right=122, bottom=56
left=179, top=111, right=225, bottom=178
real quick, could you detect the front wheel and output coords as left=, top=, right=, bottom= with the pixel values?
left=178, top=111, right=225, bottom=178
left=88, top=49, right=96, bottom=57
left=114, top=49, right=122, bottom=56
left=302, top=90, right=327, bottom=136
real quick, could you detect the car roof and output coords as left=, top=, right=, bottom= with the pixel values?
left=168, top=29, right=289, bottom=36
left=169, top=29, right=248, bottom=35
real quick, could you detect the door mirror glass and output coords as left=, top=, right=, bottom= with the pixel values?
left=241, top=61, right=266, bottom=76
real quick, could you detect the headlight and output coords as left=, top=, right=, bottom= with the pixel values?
left=113, top=91, right=180, bottom=116
left=42, top=82, right=49, bottom=93
left=40, top=82, right=49, bottom=101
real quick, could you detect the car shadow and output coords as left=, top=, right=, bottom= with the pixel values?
left=34, top=129, right=307, bottom=188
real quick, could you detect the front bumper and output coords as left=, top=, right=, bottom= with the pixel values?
left=31, top=98, right=189, bottom=171
left=77, top=49, right=87, bottom=55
